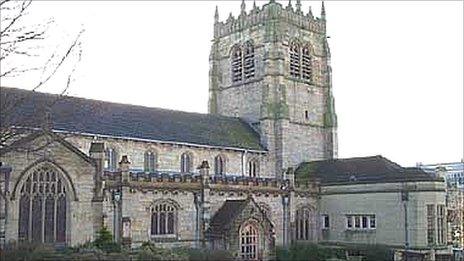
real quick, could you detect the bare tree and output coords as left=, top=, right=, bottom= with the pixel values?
left=0, top=0, right=84, bottom=151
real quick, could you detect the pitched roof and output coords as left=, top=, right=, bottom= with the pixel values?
left=0, top=87, right=264, bottom=151
left=295, top=155, right=441, bottom=185
left=208, top=199, right=249, bottom=235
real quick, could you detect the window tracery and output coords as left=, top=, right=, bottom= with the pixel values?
left=150, top=201, right=177, bottom=236
left=240, top=223, right=259, bottom=260
left=18, top=164, right=68, bottom=243
left=295, top=206, right=316, bottom=241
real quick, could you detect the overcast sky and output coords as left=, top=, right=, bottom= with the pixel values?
left=2, top=1, right=463, bottom=167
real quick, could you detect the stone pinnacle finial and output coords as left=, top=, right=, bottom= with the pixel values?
left=288, top=0, right=292, bottom=7
left=214, top=6, right=219, bottom=23
left=253, top=0, right=257, bottom=10
left=296, top=0, right=302, bottom=12
left=241, top=0, right=246, bottom=14
left=308, top=6, right=313, bottom=17
left=321, top=1, right=326, bottom=19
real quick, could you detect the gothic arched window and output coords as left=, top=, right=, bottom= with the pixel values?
left=243, top=42, right=255, bottom=80
left=18, top=164, right=68, bottom=243
left=150, top=201, right=177, bottom=236
left=240, top=223, right=259, bottom=260
left=214, top=155, right=226, bottom=175
left=289, top=42, right=301, bottom=78
left=231, top=45, right=243, bottom=83
left=302, top=45, right=312, bottom=81
left=248, top=159, right=259, bottom=177
left=295, top=206, right=316, bottom=241
left=144, top=150, right=157, bottom=173
left=180, top=152, right=193, bottom=173
left=105, top=148, right=118, bottom=171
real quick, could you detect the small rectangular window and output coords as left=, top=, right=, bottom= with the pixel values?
left=346, top=216, right=352, bottom=228
left=322, top=215, right=329, bottom=229
left=354, top=216, right=361, bottom=228
left=362, top=216, right=368, bottom=228
left=369, top=215, right=376, bottom=229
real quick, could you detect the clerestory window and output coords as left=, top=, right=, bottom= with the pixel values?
left=144, top=150, right=157, bottom=173
left=214, top=155, right=226, bottom=175
left=180, top=152, right=193, bottom=173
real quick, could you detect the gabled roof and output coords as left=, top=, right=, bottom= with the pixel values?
left=0, top=129, right=95, bottom=165
left=0, top=87, right=264, bottom=151
left=207, top=197, right=273, bottom=235
left=208, top=199, right=249, bottom=234
left=295, top=155, right=441, bottom=185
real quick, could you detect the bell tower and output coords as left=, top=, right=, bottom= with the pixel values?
left=209, top=0, right=337, bottom=177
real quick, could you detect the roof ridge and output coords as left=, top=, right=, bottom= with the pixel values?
left=0, top=86, right=243, bottom=121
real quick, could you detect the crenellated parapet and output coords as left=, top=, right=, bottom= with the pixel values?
left=214, top=0, right=326, bottom=39
left=103, top=170, right=319, bottom=195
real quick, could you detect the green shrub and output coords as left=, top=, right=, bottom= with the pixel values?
left=0, top=242, right=56, bottom=261
left=183, top=247, right=233, bottom=261
left=276, top=243, right=345, bottom=261
left=136, top=242, right=188, bottom=260
left=93, top=226, right=121, bottom=253
left=345, top=244, right=393, bottom=261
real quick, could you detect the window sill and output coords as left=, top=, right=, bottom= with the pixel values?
left=345, top=229, right=376, bottom=233
left=150, top=235, right=178, bottom=242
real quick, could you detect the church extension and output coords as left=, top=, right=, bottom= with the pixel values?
left=0, top=1, right=451, bottom=260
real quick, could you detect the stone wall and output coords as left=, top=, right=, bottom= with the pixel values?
left=65, top=135, right=270, bottom=178
left=319, top=181, right=447, bottom=249
left=0, top=133, right=97, bottom=246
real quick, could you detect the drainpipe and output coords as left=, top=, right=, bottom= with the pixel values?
left=401, top=188, right=409, bottom=258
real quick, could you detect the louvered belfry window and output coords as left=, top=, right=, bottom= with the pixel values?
left=243, top=42, right=255, bottom=80
left=18, top=164, right=67, bottom=243
left=231, top=46, right=243, bottom=83
left=289, top=42, right=301, bottom=78
left=302, top=46, right=312, bottom=81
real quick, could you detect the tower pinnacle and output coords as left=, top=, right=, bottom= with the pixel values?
left=241, top=0, right=246, bottom=15
left=321, top=1, right=326, bottom=19
left=296, top=0, right=302, bottom=13
left=214, top=6, right=219, bottom=23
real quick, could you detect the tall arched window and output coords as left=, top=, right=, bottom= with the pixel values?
left=248, top=159, right=259, bottom=177
left=18, top=164, right=68, bottom=243
left=289, top=42, right=301, bottom=77
left=301, top=45, right=312, bottom=81
left=240, top=223, right=259, bottom=260
left=231, top=45, right=243, bottom=83
left=180, top=152, right=192, bottom=173
left=295, top=207, right=316, bottom=241
left=214, top=155, right=226, bottom=175
left=243, top=42, right=255, bottom=80
left=144, top=150, right=157, bottom=173
left=150, top=201, right=177, bottom=236
left=105, top=148, right=118, bottom=171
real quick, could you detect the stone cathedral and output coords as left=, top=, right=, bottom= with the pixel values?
left=0, top=1, right=450, bottom=260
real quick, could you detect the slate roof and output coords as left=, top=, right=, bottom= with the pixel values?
left=207, top=199, right=249, bottom=235
left=0, top=87, right=264, bottom=150
left=295, top=155, right=441, bottom=185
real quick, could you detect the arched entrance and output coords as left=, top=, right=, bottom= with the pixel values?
left=18, top=163, right=69, bottom=243
left=239, top=222, right=260, bottom=260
